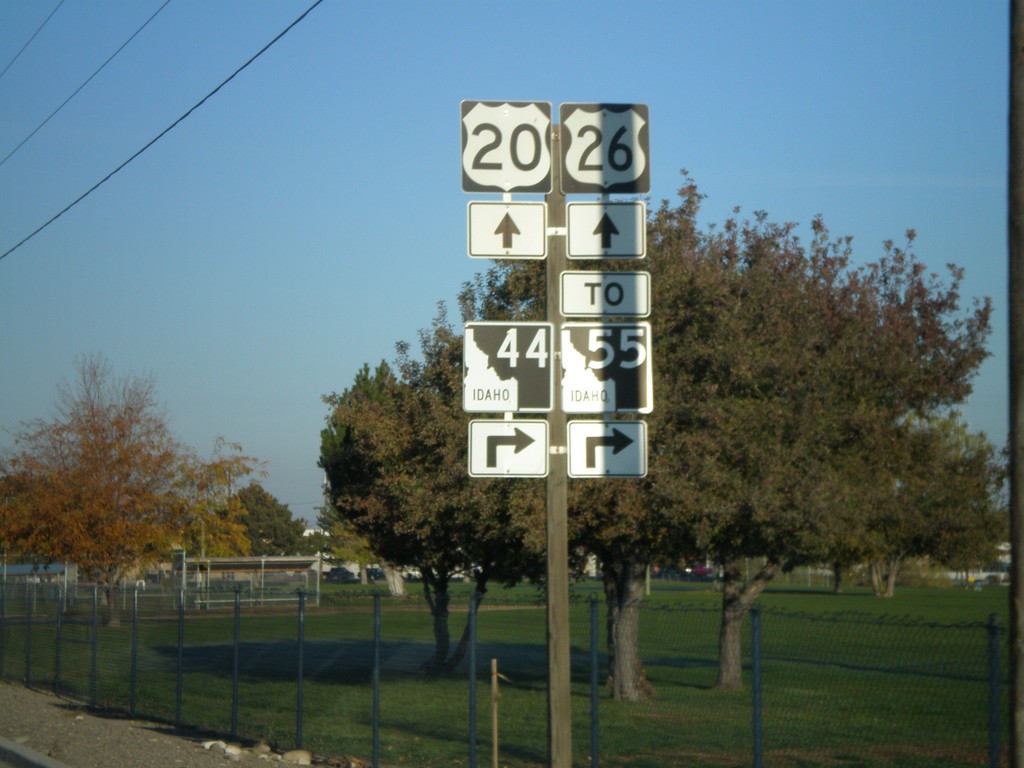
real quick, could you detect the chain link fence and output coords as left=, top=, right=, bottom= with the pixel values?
left=0, top=579, right=1007, bottom=767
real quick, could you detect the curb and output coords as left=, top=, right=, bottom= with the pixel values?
left=0, top=736, right=70, bottom=768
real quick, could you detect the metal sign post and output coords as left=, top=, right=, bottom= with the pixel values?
left=460, top=101, right=651, bottom=768
left=544, top=125, right=572, bottom=768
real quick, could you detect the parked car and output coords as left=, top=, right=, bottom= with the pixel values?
left=324, top=567, right=358, bottom=584
left=685, top=562, right=716, bottom=581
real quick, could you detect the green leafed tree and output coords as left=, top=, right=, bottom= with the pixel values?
left=320, top=316, right=544, bottom=673
left=645, top=179, right=992, bottom=688
left=452, top=176, right=993, bottom=698
left=236, top=482, right=306, bottom=556
left=854, top=414, right=1006, bottom=595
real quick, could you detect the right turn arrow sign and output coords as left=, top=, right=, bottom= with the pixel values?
left=469, top=420, right=549, bottom=477
left=568, top=421, right=647, bottom=478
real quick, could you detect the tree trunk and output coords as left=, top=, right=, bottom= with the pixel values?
left=103, top=580, right=122, bottom=627
left=716, top=558, right=776, bottom=690
left=869, top=561, right=885, bottom=596
left=421, top=570, right=487, bottom=673
left=602, top=556, right=652, bottom=701
left=832, top=562, right=844, bottom=594
left=421, top=572, right=451, bottom=673
left=443, top=580, right=487, bottom=672
left=382, top=564, right=406, bottom=596
left=884, top=556, right=901, bottom=597
left=869, top=556, right=900, bottom=597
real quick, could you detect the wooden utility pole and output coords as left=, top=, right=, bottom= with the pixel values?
left=545, top=124, right=573, bottom=768
left=1010, top=1, right=1023, bottom=765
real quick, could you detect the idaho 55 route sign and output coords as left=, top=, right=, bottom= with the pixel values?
left=561, top=322, right=653, bottom=413
left=461, top=101, right=552, bottom=193
left=559, top=103, right=649, bottom=195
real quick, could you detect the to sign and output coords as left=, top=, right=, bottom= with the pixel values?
left=559, top=103, right=649, bottom=195
left=468, top=202, right=546, bottom=259
left=560, top=271, right=650, bottom=317
left=461, top=101, right=552, bottom=193
left=561, top=322, right=653, bottom=413
left=567, top=421, right=647, bottom=478
left=567, top=202, right=646, bottom=259
left=464, top=322, right=554, bottom=413
left=469, top=420, right=549, bottom=477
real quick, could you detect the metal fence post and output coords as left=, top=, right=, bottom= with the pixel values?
left=130, top=587, right=139, bottom=717
left=751, top=606, right=763, bottom=768
left=0, top=579, right=6, bottom=678
left=988, top=613, right=1002, bottom=768
left=23, top=580, right=31, bottom=687
left=296, top=590, right=305, bottom=750
left=469, top=591, right=477, bottom=768
left=90, top=586, right=98, bottom=706
left=372, top=593, right=380, bottom=768
left=54, top=588, right=63, bottom=695
left=590, top=595, right=599, bottom=768
left=231, top=586, right=241, bottom=739
left=176, top=589, right=184, bottom=728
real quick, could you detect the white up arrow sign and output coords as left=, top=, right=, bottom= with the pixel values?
left=566, top=202, right=646, bottom=259
left=468, top=202, right=546, bottom=259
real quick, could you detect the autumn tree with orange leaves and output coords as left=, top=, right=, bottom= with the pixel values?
left=1, top=355, right=259, bottom=623
left=177, top=438, right=263, bottom=559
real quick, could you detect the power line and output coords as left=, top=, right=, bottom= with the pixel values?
left=0, top=0, right=327, bottom=265
left=0, top=0, right=174, bottom=170
left=0, top=0, right=66, bottom=83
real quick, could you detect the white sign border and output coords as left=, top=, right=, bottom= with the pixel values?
left=460, top=100, right=553, bottom=194
left=560, top=321, right=654, bottom=415
left=567, top=420, right=648, bottom=478
left=463, top=321, right=555, bottom=414
left=469, top=419, right=549, bottom=478
left=566, top=201, right=647, bottom=259
left=467, top=201, right=547, bottom=259
left=560, top=271, right=651, bottom=318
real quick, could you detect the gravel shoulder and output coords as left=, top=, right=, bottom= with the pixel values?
left=0, top=681, right=336, bottom=767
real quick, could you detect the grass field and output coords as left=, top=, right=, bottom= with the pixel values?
left=0, top=579, right=1009, bottom=767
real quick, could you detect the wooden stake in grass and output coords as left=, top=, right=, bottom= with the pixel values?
left=492, top=658, right=499, bottom=768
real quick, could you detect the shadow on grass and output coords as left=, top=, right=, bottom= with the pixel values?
left=150, top=637, right=609, bottom=689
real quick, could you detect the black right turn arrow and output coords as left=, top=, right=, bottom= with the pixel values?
left=487, top=427, right=535, bottom=467
left=585, top=428, right=633, bottom=468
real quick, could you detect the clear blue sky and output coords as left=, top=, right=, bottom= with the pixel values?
left=0, top=0, right=1009, bottom=525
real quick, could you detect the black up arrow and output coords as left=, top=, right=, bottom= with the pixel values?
left=585, top=428, right=633, bottom=468
left=487, top=427, right=535, bottom=467
left=494, top=212, right=521, bottom=249
left=594, top=212, right=620, bottom=250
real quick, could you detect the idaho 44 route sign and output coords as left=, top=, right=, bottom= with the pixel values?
left=464, top=322, right=554, bottom=413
